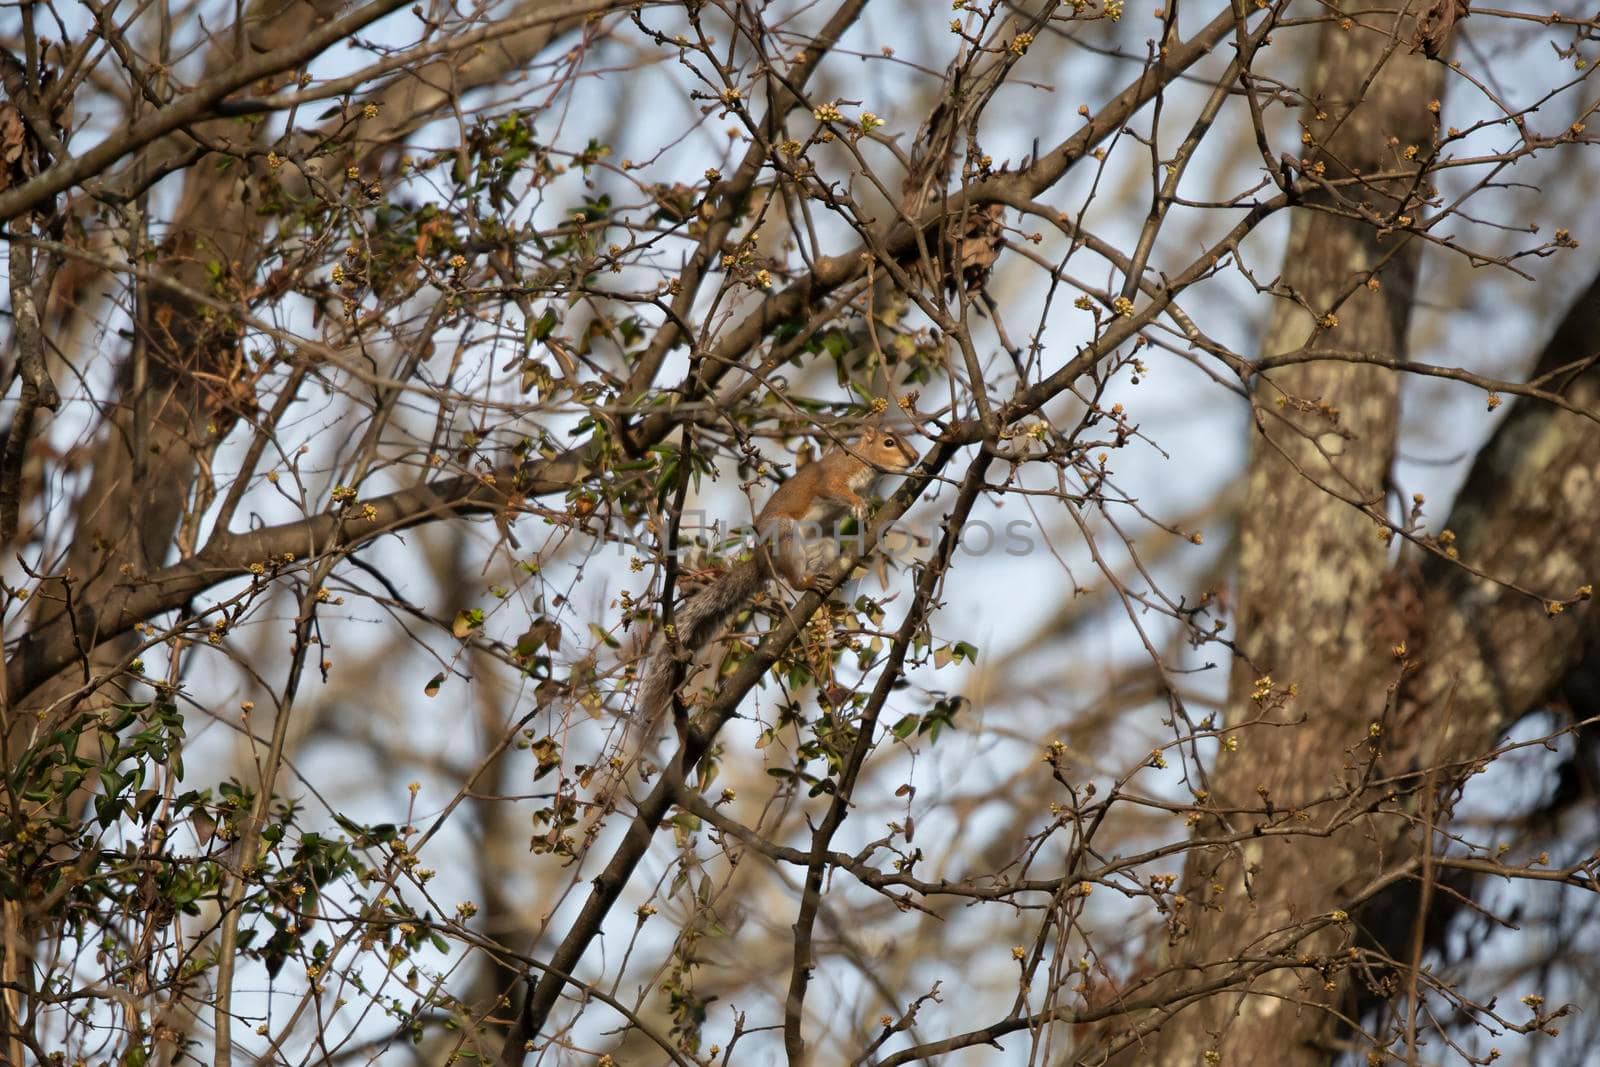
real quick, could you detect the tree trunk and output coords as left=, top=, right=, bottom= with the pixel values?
left=1148, top=4, right=1444, bottom=1061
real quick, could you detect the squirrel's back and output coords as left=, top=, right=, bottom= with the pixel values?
left=636, top=557, right=765, bottom=726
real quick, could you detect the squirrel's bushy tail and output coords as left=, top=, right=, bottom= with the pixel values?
left=637, top=558, right=765, bottom=726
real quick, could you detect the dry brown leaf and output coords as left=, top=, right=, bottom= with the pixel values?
left=1412, top=0, right=1469, bottom=58
left=948, top=202, right=1005, bottom=294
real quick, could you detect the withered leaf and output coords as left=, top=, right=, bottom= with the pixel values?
left=948, top=202, right=1006, bottom=295
left=1412, top=0, right=1469, bottom=58
left=0, top=104, right=24, bottom=165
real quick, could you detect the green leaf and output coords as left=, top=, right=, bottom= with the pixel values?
left=108, top=703, right=148, bottom=731
left=94, top=792, right=123, bottom=829
left=531, top=307, right=558, bottom=341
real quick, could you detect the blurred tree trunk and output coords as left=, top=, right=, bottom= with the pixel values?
left=13, top=0, right=319, bottom=738
left=1, top=6, right=597, bottom=1053
left=1143, top=2, right=1600, bottom=1059
left=9, top=0, right=596, bottom=724
left=1, top=5, right=319, bottom=1055
left=1148, top=4, right=1445, bottom=1061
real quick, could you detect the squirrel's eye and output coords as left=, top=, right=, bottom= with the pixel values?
left=883, top=434, right=897, bottom=446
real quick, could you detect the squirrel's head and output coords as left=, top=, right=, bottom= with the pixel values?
left=855, top=426, right=918, bottom=472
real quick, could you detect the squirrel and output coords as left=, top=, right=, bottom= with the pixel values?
left=636, top=426, right=918, bottom=725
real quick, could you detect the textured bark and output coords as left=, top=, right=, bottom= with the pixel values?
left=1146, top=6, right=1445, bottom=1062
left=1327, top=267, right=1600, bottom=1042
left=1399, top=273, right=1600, bottom=796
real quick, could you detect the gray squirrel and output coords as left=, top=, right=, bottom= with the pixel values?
left=637, top=427, right=918, bottom=723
